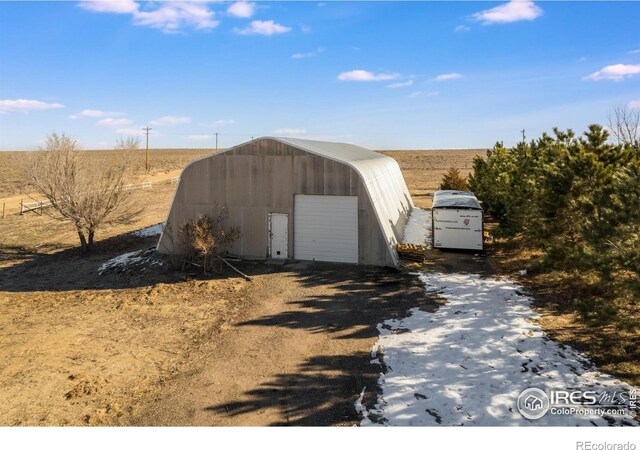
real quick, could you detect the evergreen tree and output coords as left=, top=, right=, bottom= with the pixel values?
left=439, top=167, right=468, bottom=191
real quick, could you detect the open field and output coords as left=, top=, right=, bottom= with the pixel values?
left=0, top=179, right=430, bottom=425
left=1, top=148, right=636, bottom=426
left=379, top=150, right=486, bottom=208
left=2, top=148, right=469, bottom=425
left=0, top=148, right=213, bottom=199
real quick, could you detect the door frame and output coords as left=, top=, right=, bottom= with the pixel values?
left=268, top=212, right=288, bottom=259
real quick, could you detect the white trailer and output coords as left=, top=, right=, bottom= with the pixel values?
left=432, top=190, right=484, bottom=251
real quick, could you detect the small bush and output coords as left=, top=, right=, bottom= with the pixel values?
left=173, top=204, right=240, bottom=274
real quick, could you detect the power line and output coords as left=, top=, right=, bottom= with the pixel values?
left=142, top=127, right=152, bottom=171
left=521, top=128, right=526, bottom=144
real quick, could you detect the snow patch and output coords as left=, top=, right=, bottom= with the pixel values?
left=99, top=251, right=145, bottom=275
left=402, top=208, right=431, bottom=246
left=354, top=387, right=372, bottom=425
left=360, top=273, right=638, bottom=426
left=98, top=248, right=163, bottom=275
left=131, top=223, right=164, bottom=238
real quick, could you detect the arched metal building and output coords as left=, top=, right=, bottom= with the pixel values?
left=158, top=137, right=414, bottom=267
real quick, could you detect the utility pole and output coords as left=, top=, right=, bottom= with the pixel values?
left=142, top=127, right=152, bottom=171
left=521, top=128, right=526, bottom=144
left=215, top=132, right=218, bottom=153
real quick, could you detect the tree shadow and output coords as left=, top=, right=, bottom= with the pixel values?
left=200, top=262, right=435, bottom=425
left=205, top=353, right=378, bottom=426
left=0, top=230, right=263, bottom=292
left=240, top=263, right=435, bottom=340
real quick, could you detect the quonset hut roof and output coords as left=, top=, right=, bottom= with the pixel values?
left=272, top=137, right=414, bottom=266
left=181, top=136, right=413, bottom=266
left=432, top=190, right=482, bottom=210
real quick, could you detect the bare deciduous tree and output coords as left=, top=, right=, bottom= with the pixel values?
left=608, top=105, right=640, bottom=149
left=22, top=132, right=143, bottom=254
left=115, top=136, right=141, bottom=152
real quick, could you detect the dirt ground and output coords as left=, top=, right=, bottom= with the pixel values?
left=128, top=263, right=429, bottom=426
left=2, top=149, right=477, bottom=426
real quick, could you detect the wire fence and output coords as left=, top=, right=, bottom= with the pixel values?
left=2, top=175, right=180, bottom=219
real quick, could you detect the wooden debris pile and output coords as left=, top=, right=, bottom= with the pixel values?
left=396, top=243, right=427, bottom=262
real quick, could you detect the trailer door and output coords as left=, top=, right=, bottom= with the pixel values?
left=432, top=209, right=483, bottom=250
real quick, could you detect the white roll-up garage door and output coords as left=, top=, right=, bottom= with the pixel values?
left=294, top=195, right=358, bottom=264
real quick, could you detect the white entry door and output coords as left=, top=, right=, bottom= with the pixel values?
left=269, top=213, right=288, bottom=259
left=294, top=195, right=358, bottom=264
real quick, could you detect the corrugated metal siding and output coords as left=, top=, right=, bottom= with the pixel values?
left=275, top=138, right=413, bottom=266
left=158, top=137, right=414, bottom=267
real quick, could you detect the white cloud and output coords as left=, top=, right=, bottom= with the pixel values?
left=387, top=80, right=414, bottom=89
left=227, top=2, right=255, bottom=19
left=116, top=127, right=144, bottom=135
left=97, top=117, right=133, bottom=127
left=214, top=119, right=236, bottom=126
left=80, top=1, right=219, bottom=33
left=472, top=1, right=543, bottom=25
left=433, top=72, right=463, bottom=81
left=455, top=25, right=470, bottom=32
left=273, top=128, right=307, bottom=135
left=235, top=20, right=291, bottom=36
left=150, top=115, right=192, bottom=126
left=629, top=100, right=640, bottom=109
left=198, top=119, right=237, bottom=127
left=407, top=91, right=439, bottom=99
left=337, top=70, right=400, bottom=82
left=188, top=134, right=215, bottom=140
left=78, top=0, right=138, bottom=14
left=291, top=47, right=325, bottom=59
left=70, top=109, right=125, bottom=119
left=629, top=49, right=640, bottom=55
left=0, top=99, right=64, bottom=114
left=134, top=2, right=219, bottom=33
left=584, top=64, right=640, bottom=81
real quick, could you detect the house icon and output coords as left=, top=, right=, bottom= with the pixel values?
left=517, top=388, right=550, bottom=419
left=524, top=395, right=543, bottom=411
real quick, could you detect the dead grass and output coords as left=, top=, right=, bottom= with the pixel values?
left=0, top=180, right=262, bottom=425
left=0, top=148, right=212, bottom=198
left=383, top=148, right=639, bottom=388
left=379, top=150, right=486, bottom=208
left=0, top=148, right=481, bottom=426
left=6, top=147, right=635, bottom=425
left=489, top=237, right=640, bottom=387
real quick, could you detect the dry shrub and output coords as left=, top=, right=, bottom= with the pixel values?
left=172, top=204, right=240, bottom=274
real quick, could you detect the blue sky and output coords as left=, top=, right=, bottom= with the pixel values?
left=1, top=1, right=639, bottom=150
